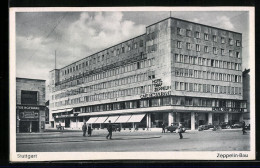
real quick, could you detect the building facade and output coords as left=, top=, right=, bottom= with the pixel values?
left=49, top=17, right=247, bottom=130
left=242, top=69, right=250, bottom=124
left=16, top=78, right=46, bottom=133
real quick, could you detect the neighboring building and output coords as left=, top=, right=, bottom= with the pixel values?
left=16, top=78, right=46, bottom=133
left=49, top=17, right=246, bottom=130
left=242, top=69, right=250, bottom=124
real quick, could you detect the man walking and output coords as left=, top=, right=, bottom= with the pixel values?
left=82, top=121, right=87, bottom=137
left=178, top=123, right=183, bottom=139
left=106, top=120, right=113, bottom=139
left=88, top=124, right=92, bottom=136
left=162, top=123, right=166, bottom=133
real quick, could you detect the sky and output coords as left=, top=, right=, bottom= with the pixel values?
left=15, top=10, right=250, bottom=99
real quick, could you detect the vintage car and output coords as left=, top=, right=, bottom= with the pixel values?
left=166, top=123, right=186, bottom=133
left=219, top=122, right=231, bottom=129
left=231, top=122, right=243, bottom=128
left=198, top=124, right=214, bottom=131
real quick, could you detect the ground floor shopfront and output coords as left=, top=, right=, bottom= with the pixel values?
left=53, top=106, right=245, bottom=130
left=16, top=105, right=46, bottom=133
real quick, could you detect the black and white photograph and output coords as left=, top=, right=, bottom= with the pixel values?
left=9, top=7, right=255, bottom=161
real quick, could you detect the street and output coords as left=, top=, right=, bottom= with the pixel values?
left=16, top=129, right=250, bottom=152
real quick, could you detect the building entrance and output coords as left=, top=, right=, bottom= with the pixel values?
left=19, top=121, right=39, bottom=133
left=65, top=118, right=70, bottom=128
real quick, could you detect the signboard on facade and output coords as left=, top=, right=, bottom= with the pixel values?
left=17, top=105, right=44, bottom=110
left=140, top=79, right=171, bottom=99
left=19, top=111, right=39, bottom=119
left=212, top=107, right=245, bottom=112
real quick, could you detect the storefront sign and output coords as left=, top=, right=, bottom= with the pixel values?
left=17, top=105, right=40, bottom=110
left=212, top=107, right=244, bottom=112
left=140, top=91, right=171, bottom=99
left=20, top=111, right=39, bottom=119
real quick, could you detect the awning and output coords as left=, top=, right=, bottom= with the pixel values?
left=115, top=115, right=132, bottom=123
left=94, top=116, right=108, bottom=123
left=86, top=117, right=98, bottom=124
left=104, top=116, right=119, bottom=123
left=53, top=108, right=73, bottom=113
left=128, top=114, right=146, bottom=123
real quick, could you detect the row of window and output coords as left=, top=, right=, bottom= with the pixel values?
left=174, top=67, right=242, bottom=83
left=175, top=81, right=242, bottom=95
left=55, top=58, right=155, bottom=92
left=62, top=40, right=144, bottom=76
left=51, top=96, right=246, bottom=114
left=177, top=41, right=241, bottom=58
left=175, top=54, right=242, bottom=70
left=177, top=27, right=241, bottom=46
left=54, top=71, right=155, bottom=100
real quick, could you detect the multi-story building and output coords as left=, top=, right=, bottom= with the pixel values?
left=242, top=69, right=250, bottom=124
left=49, top=17, right=247, bottom=130
left=16, top=78, right=46, bottom=133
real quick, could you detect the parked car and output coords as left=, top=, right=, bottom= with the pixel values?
left=219, top=122, right=231, bottom=129
left=198, top=124, right=215, bottom=131
left=166, top=123, right=186, bottom=133
left=231, top=122, right=243, bottom=128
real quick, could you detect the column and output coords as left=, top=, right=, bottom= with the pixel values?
left=29, top=121, right=32, bottom=132
left=191, top=112, right=195, bottom=130
left=208, top=112, right=213, bottom=125
left=146, top=113, right=151, bottom=130
left=132, top=123, right=135, bottom=130
left=224, top=113, right=229, bottom=122
left=168, top=112, right=174, bottom=126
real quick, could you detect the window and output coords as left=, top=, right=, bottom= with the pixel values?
left=175, top=82, right=180, bottom=90
left=219, top=61, right=223, bottom=68
left=221, top=49, right=225, bottom=56
left=229, top=38, right=233, bottom=45
left=204, top=46, right=209, bottom=53
left=221, top=37, right=225, bottom=44
left=195, top=31, right=200, bottom=38
left=186, top=43, right=191, bottom=50
left=204, top=33, right=209, bottom=41
left=21, top=90, right=38, bottom=105
left=139, top=40, right=143, bottom=47
left=189, top=69, right=193, bottom=77
left=134, top=43, right=137, bottom=49
left=236, top=52, right=241, bottom=58
left=177, top=41, right=182, bottom=49
left=196, top=44, right=200, bottom=52
left=198, top=57, right=202, bottom=65
left=229, top=50, right=233, bottom=57
left=128, top=46, right=131, bottom=51
left=236, top=40, right=241, bottom=47
left=122, top=47, right=125, bottom=53
left=177, top=27, right=181, bottom=35
left=180, top=54, right=184, bottom=63
left=186, top=30, right=191, bottom=37
left=213, top=35, right=217, bottom=42
left=213, top=47, right=217, bottom=54
left=175, top=54, right=180, bottom=62
left=184, top=55, right=189, bottom=63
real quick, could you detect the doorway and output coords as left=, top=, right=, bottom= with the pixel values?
left=65, top=118, right=70, bottom=128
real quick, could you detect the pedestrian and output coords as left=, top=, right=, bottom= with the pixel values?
left=88, top=124, right=92, bottom=136
left=242, top=121, right=246, bottom=135
left=177, top=123, right=183, bottom=139
left=106, top=120, right=113, bottom=140
left=162, top=123, right=165, bottom=133
left=82, top=121, right=87, bottom=137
